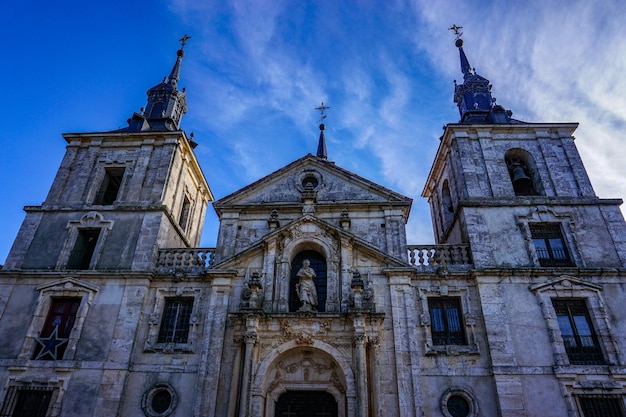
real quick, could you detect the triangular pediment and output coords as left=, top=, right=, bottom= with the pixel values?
left=213, top=155, right=411, bottom=214
left=213, top=214, right=410, bottom=270
left=37, top=277, right=100, bottom=293
left=530, top=275, right=602, bottom=294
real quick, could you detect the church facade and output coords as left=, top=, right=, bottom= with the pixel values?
left=0, top=36, right=625, bottom=417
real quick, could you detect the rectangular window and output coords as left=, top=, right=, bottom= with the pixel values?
left=553, top=299, right=604, bottom=365
left=0, top=386, right=54, bottom=417
left=157, top=298, right=194, bottom=344
left=429, top=297, right=466, bottom=345
left=578, top=395, right=626, bottom=417
left=178, top=196, right=192, bottom=231
left=33, top=298, right=81, bottom=360
left=529, top=223, right=574, bottom=267
left=94, top=167, right=125, bottom=205
left=67, top=228, right=100, bottom=270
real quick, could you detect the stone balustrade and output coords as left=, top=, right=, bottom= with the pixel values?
left=157, top=246, right=471, bottom=270
left=157, top=248, right=216, bottom=268
left=407, top=244, right=472, bottom=267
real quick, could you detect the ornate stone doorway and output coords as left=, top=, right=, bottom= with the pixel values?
left=275, top=391, right=338, bottom=417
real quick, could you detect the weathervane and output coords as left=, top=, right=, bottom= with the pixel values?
left=448, top=24, right=463, bottom=40
left=179, top=34, right=191, bottom=49
left=315, top=102, right=330, bottom=124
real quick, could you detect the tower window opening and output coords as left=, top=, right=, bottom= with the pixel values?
left=178, top=196, right=192, bottom=231
left=504, top=149, right=543, bottom=196
left=94, top=167, right=125, bottom=205
left=67, top=228, right=100, bottom=270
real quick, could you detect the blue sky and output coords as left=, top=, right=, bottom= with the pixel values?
left=2, top=0, right=625, bottom=263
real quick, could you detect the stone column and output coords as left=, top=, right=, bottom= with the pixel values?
left=370, top=336, right=381, bottom=417
left=354, top=333, right=369, bottom=417
left=238, top=332, right=257, bottom=417
left=227, top=338, right=243, bottom=417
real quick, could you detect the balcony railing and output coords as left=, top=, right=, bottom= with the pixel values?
left=407, top=245, right=472, bottom=267
left=157, top=248, right=216, bottom=268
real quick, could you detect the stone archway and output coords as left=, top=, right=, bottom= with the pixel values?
left=256, top=346, right=350, bottom=417
left=275, top=391, right=338, bottom=417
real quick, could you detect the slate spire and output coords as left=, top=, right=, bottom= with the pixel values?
left=316, top=123, right=328, bottom=160
left=125, top=36, right=191, bottom=132
left=314, top=102, right=330, bottom=160
left=451, top=28, right=513, bottom=124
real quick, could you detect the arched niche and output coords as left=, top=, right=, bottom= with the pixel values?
left=277, top=226, right=341, bottom=313
left=289, top=251, right=327, bottom=312
left=504, top=148, right=544, bottom=196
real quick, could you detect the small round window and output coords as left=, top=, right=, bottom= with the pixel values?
left=440, top=387, right=478, bottom=417
left=142, top=384, right=178, bottom=417
left=447, top=395, right=470, bottom=417
left=302, top=175, right=319, bottom=188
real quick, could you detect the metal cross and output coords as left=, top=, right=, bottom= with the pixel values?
left=179, top=34, right=191, bottom=49
left=448, top=24, right=463, bottom=39
left=315, top=102, right=330, bottom=124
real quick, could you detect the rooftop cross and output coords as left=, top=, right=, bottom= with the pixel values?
left=449, top=24, right=463, bottom=39
left=179, top=34, right=191, bottom=49
left=315, top=102, right=330, bottom=124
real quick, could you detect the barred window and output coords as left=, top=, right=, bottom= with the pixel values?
left=578, top=395, right=625, bottom=417
left=157, top=298, right=194, bottom=344
left=33, top=297, right=81, bottom=360
left=429, top=297, right=466, bottom=345
left=0, top=385, right=54, bottom=417
left=553, top=299, right=604, bottom=365
left=530, top=223, right=574, bottom=267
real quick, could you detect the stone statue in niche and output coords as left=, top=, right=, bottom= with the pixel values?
left=296, top=259, right=318, bottom=311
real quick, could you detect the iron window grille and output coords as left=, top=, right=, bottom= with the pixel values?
left=157, top=298, right=194, bottom=344
left=553, top=299, right=605, bottom=365
left=529, top=224, right=574, bottom=267
left=578, top=395, right=626, bottom=417
left=429, top=297, right=467, bottom=345
left=0, top=385, right=54, bottom=417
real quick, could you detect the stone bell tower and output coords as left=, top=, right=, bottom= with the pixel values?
left=422, top=34, right=626, bottom=270
left=4, top=38, right=213, bottom=272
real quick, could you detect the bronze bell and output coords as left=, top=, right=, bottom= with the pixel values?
left=511, top=166, right=531, bottom=184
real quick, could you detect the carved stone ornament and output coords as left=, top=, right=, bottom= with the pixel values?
left=281, top=318, right=330, bottom=345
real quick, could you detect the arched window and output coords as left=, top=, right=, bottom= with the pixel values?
left=289, top=251, right=327, bottom=312
left=504, top=148, right=543, bottom=196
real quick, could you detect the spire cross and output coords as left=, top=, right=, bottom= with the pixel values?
left=179, top=34, right=191, bottom=49
left=448, top=24, right=463, bottom=39
left=315, top=102, right=330, bottom=124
